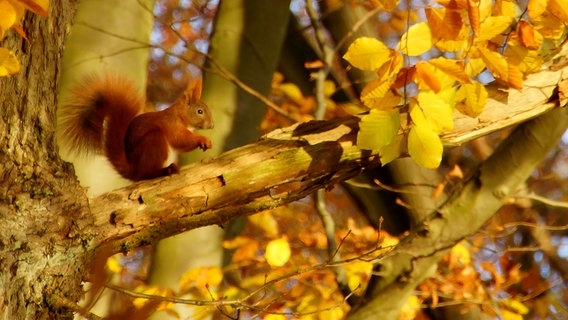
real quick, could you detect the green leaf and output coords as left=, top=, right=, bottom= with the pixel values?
left=408, top=124, right=443, bottom=168
left=357, top=109, right=400, bottom=150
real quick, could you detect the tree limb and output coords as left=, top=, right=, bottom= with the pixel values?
left=86, top=60, right=568, bottom=253
left=349, top=102, right=568, bottom=319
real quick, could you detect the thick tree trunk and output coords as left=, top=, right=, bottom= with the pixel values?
left=0, top=1, right=94, bottom=319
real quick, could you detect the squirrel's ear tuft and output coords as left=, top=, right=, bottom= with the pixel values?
left=185, top=77, right=203, bottom=100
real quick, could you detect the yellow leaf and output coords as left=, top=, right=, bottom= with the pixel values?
left=0, top=1, right=17, bottom=38
left=528, top=0, right=548, bottom=20
left=398, top=295, right=420, bottom=320
left=500, top=298, right=530, bottom=315
left=248, top=211, right=279, bottom=238
left=0, top=48, right=20, bottom=76
left=265, top=238, right=291, bottom=267
left=435, top=38, right=468, bottom=52
left=500, top=309, right=524, bottom=320
left=477, top=16, right=514, bottom=41
left=493, top=0, right=520, bottom=18
left=264, top=315, right=287, bottom=320
left=449, top=242, right=471, bottom=268
left=428, top=57, right=471, bottom=84
left=505, top=38, right=543, bottom=73
left=343, top=37, right=393, bottom=71
left=408, top=124, right=443, bottom=168
left=179, top=266, right=223, bottom=291
left=533, top=11, right=565, bottom=40
left=477, top=47, right=508, bottom=81
left=357, top=109, right=400, bottom=150
left=399, top=22, right=433, bottom=56
left=278, top=83, right=304, bottom=104
left=456, top=81, right=488, bottom=117
left=478, top=0, right=493, bottom=22
left=105, top=255, right=122, bottom=273
left=378, top=0, right=399, bottom=12
left=465, top=58, right=486, bottom=77
left=377, top=49, right=403, bottom=81
left=547, top=0, right=568, bottom=21
left=415, top=90, right=454, bottom=133
left=478, top=46, right=523, bottom=89
left=132, top=286, right=174, bottom=310
left=344, top=260, right=373, bottom=291
left=323, top=80, right=336, bottom=97
left=318, top=307, right=346, bottom=320
left=379, top=134, right=404, bottom=165
left=360, top=79, right=401, bottom=110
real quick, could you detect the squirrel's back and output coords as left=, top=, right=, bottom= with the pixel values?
left=58, top=74, right=143, bottom=156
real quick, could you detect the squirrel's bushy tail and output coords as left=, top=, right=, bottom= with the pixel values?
left=58, top=74, right=142, bottom=178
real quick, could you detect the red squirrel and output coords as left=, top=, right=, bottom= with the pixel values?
left=59, top=73, right=213, bottom=181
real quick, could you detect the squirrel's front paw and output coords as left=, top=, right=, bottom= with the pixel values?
left=199, top=137, right=212, bottom=150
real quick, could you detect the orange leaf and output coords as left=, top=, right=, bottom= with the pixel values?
left=548, top=0, right=568, bottom=21
left=12, top=25, right=29, bottom=42
left=16, top=0, right=48, bottom=16
left=428, top=57, right=471, bottom=83
left=507, top=63, right=523, bottom=90
left=437, top=0, right=468, bottom=9
left=393, top=66, right=416, bottom=88
left=426, top=7, right=463, bottom=40
left=467, top=0, right=480, bottom=36
left=518, top=21, right=541, bottom=50
left=416, top=61, right=441, bottom=92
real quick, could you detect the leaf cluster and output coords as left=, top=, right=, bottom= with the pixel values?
left=343, top=0, right=568, bottom=168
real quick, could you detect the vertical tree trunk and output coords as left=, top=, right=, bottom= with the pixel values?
left=0, top=1, right=93, bottom=318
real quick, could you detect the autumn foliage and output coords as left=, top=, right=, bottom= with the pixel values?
left=343, top=0, right=567, bottom=168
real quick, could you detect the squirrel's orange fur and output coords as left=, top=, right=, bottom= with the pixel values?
left=59, top=74, right=213, bottom=181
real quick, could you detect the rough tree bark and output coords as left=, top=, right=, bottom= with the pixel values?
left=0, top=1, right=93, bottom=319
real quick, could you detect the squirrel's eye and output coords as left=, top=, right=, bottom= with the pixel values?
left=197, top=109, right=203, bottom=114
